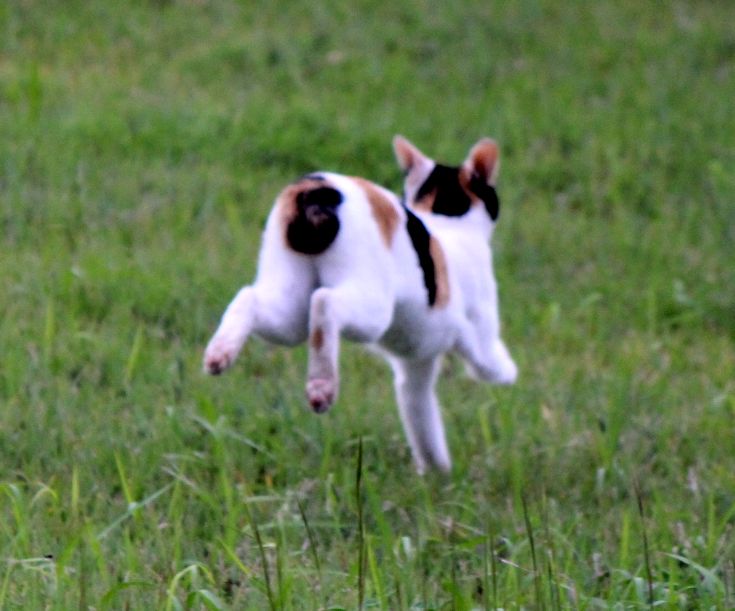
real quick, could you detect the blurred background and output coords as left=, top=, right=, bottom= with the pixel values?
left=1, top=1, right=733, bottom=607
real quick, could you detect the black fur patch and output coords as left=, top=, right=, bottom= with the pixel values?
left=416, top=164, right=471, bottom=216
left=469, top=174, right=500, bottom=220
left=415, top=164, right=500, bottom=220
left=405, top=207, right=437, bottom=306
left=287, top=186, right=343, bottom=255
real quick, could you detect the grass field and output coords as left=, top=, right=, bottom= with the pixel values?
left=2, top=0, right=734, bottom=608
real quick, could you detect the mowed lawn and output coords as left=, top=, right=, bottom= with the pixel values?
left=1, top=1, right=734, bottom=608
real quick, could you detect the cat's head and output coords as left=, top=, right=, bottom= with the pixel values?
left=393, top=136, right=500, bottom=221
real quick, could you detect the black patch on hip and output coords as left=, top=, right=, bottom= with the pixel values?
left=287, top=186, right=343, bottom=255
left=405, top=207, right=437, bottom=306
left=416, top=164, right=471, bottom=216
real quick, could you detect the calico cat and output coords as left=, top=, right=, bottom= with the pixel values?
left=203, top=136, right=517, bottom=473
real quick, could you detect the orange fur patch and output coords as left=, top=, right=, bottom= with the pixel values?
left=352, top=177, right=400, bottom=247
left=310, top=327, right=324, bottom=351
left=467, top=138, right=499, bottom=184
left=429, top=237, right=450, bottom=308
left=413, top=186, right=436, bottom=213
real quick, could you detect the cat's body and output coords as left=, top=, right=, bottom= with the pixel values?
left=203, top=136, right=517, bottom=473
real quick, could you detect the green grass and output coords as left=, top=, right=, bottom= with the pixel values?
left=2, top=0, right=734, bottom=608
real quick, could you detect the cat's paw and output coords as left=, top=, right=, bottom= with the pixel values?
left=203, top=340, right=237, bottom=375
left=306, top=377, right=338, bottom=413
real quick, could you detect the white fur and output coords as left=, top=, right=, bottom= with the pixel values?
left=203, top=138, right=517, bottom=473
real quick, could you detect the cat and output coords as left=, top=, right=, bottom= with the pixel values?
left=203, top=136, right=517, bottom=473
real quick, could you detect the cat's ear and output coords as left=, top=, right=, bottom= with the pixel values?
left=464, top=138, right=500, bottom=185
left=393, top=135, right=431, bottom=174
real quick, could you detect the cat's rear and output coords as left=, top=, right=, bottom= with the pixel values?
left=278, top=175, right=344, bottom=255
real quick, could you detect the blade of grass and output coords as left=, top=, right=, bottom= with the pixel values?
left=242, top=490, right=276, bottom=611
left=70, top=466, right=80, bottom=526
left=634, top=481, right=654, bottom=609
left=100, top=580, right=156, bottom=610
left=356, top=435, right=365, bottom=609
left=296, top=497, right=325, bottom=608
left=97, top=482, right=173, bottom=540
left=114, top=453, right=135, bottom=509
left=43, top=297, right=55, bottom=366
left=367, top=535, right=386, bottom=609
left=124, top=323, right=144, bottom=387
left=192, top=588, right=226, bottom=610
left=663, top=552, right=723, bottom=597
left=0, top=552, right=14, bottom=608
left=482, top=520, right=490, bottom=611
left=165, top=563, right=206, bottom=611
left=489, top=525, right=498, bottom=611
left=542, top=493, right=562, bottom=611
left=521, top=493, right=543, bottom=609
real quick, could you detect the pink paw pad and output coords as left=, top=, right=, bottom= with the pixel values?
left=203, top=344, right=233, bottom=375
left=306, top=378, right=336, bottom=413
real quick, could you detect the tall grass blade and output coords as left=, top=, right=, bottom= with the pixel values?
left=43, top=298, right=55, bottom=366
left=97, top=482, right=173, bottom=540
left=219, top=539, right=253, bottom=578
left=114, top=453, right=135, bottom=507
left=165, top=563, right=210, bottom=611
left=450, top=546, right=459, bottom=611
left=124, top=323, right=144, bottom=387
left=297, top=497, right=325, bottom=608
left=482, top=520, right=491, bottom=611
left=78, top=537, right=88, bottom=611
left=542, top=494, right=562, bottom=611
left=634, top=481, right=654, bottom=608
left=70, top=466, right=80, bottom=525
left=100, top=580, right=156, bottom=609
left=243, top=493, right=276, bottom=611
left=192, top=588, right=226, bottom=610
left=663, top=552, right=723, bottom=597
left=521, top=493, right=543, bottom=609
left=0, top=551, right=14, bottom=609
left=489, top=526, right=499, bottom=611
left=356, top=435, right=365, bottom=609
left=367, top=535, right=386, bottom=609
